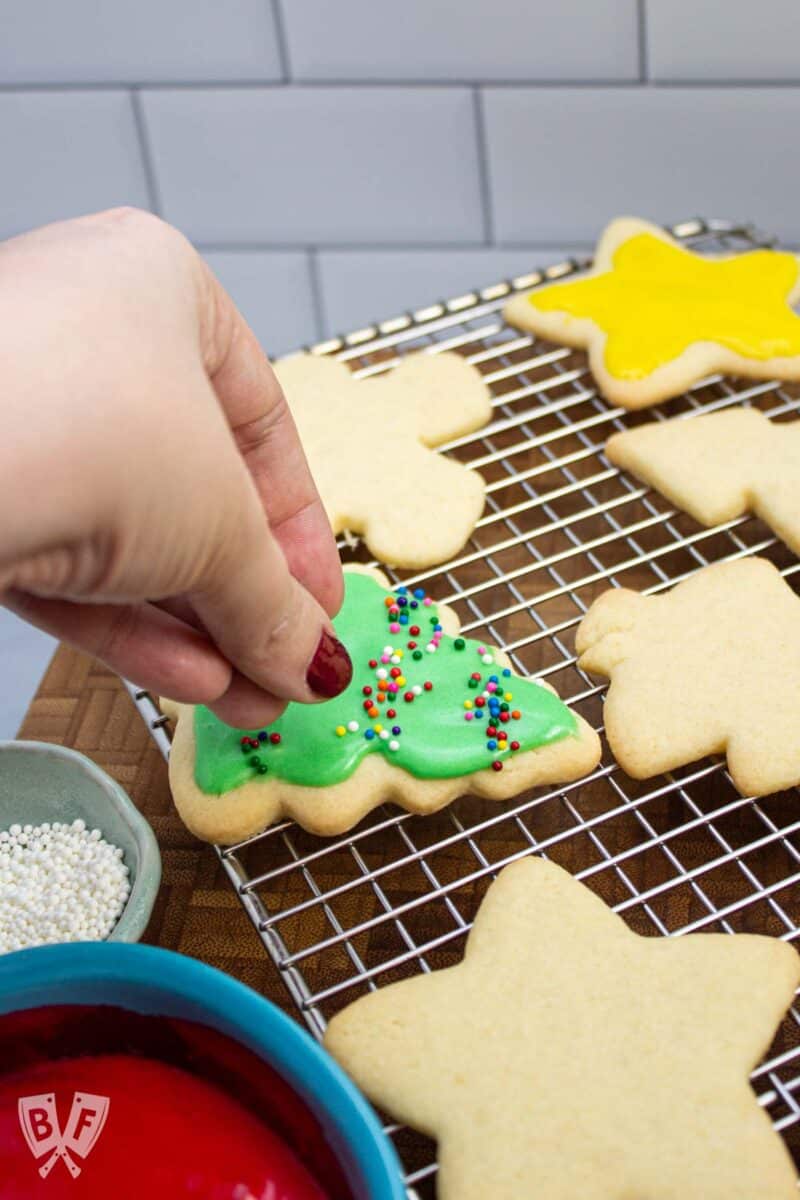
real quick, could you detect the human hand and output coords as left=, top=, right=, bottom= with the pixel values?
left=0, top=208, right=350, bottom=727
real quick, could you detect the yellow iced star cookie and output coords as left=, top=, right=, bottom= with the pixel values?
left=503, top=217, right=800, bottom=408
left=326, top=856, right=800, bottom=1200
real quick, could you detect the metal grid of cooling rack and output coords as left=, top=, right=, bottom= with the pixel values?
left=131, top=218, right=800, bottom=1197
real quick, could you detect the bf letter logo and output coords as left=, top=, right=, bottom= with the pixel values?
left=18, top=1092, right=110, bottom=1178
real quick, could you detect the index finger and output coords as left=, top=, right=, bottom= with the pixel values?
left=196, top=257, right=343, bottom=619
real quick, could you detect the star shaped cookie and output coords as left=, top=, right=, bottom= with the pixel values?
left=274, top=352, right=492, bottom=567
left=325, top=856, right=800, bottom=1200
left=503, top=217, right=800, bottom=409
left=576, top=556, right=800, bottom=796
left=606, top=407, right=800, bottom=555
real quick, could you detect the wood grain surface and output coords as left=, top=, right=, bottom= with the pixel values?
left=16, top=643, right=287, bottom=1007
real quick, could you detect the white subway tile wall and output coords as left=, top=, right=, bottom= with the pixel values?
left=203, top=250, right=320, bottom=353
left=0, top=0, right=798, bottom=354
left=647, top=0, right=800, bottom=82
left=0, top=91, right=150, bottom=239
left=2, top=0, right=800, bottom=732
left=483, top=87, right=800, bottom=244
left=280, top=0, right=640, bottom=82
left=315, top=247, right=588, bottom=336
left=0, top=0, right=284, bottom=84
left=141, top=86, right=484, bottom=245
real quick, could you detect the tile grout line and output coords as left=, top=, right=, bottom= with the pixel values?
left=270, top=0, right=293, bottom=84
left=472, top=86, right=495, bottom=245
left=194, top=241, right=597, bottom=254
left=4, top=80, right=800, bottom=93
left=637, top=0, right=650, bottom=83
left=306, top=248, right=327, bottom=345
left=130, top=88, right=163, bottom=216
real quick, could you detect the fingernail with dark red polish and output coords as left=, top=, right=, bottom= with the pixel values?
left=306, top=630, right=353, bottom=698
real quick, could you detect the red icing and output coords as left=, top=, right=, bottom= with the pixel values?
left=0, top=1055, right=328, bottom=1199
left=0, top=1006, right=354, bottom=1200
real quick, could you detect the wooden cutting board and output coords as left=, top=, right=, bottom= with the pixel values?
left=16, top=643, right=290, bottom=1009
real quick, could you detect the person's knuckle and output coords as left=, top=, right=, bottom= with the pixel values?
left=95, top=604, right=141, bottom=664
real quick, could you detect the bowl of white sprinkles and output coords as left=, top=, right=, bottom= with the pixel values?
left=0, top=740, right=160, bottom=952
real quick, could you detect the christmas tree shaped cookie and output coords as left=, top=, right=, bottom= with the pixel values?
left=606, top=407, right=800, bottom=555
left=576, top=556, right=800, bottom=796
left=163, top=568, right=599, bottom=843
left=504, top=217, right=800, bottom=408
left=275, top=352, right=492, bottom=568
left=326, top=856, right=800, bottom=1200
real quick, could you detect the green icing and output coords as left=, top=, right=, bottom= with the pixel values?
left=193, top=573, right=577, bottom=792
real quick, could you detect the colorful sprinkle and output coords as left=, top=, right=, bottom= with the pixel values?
left=389, top=739, right=400, bottom=751
left=364, top=729, right=376, bottom=741
left=335, top=725, right=346, bottom=737
left=510, top=740, right=520, bottom=751
left=347, top=720, right=359, bottom=733
left=454, top=637, right=465, bottom=650
left=491, top=761, right=503, bottom=772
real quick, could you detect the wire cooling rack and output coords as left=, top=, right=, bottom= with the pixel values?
left=130, top=218, right=800, bottom=1196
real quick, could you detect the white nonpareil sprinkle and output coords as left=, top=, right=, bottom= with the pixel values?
left=0, top=818, right=130, bottom=954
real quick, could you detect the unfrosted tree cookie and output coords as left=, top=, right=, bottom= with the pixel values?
left=576, top=556, right=800, bottom=796
left=503, top=217, right=800, bottom=409
left=162, top=568, right=599, bottom=844
left=325, top=856, right=800, bottom=1200
left=274, top=352, right=491, bottom=567
left=606, top=407, right=800, bottom=554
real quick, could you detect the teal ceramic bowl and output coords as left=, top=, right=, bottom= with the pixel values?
left=0, top=942, right=405, bottom=1198
left=0, top=740, right=160, bottom=942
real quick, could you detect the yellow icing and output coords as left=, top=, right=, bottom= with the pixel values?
left=527, top=232, right=800, bottom=381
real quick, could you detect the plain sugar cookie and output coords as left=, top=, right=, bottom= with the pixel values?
left=325, top=856, right=800, bottom=1200
left=503, top=217, right=800, bottom=409
left=606, top=407, right=800, bottom=554
left=275, top=352, right=492, bottom=567
left=576, top=556, right=800, bottom=796
left=162, top=567, right=599, bottom=844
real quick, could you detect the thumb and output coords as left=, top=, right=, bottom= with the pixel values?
left=189, top=481, right=352, bottom=718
